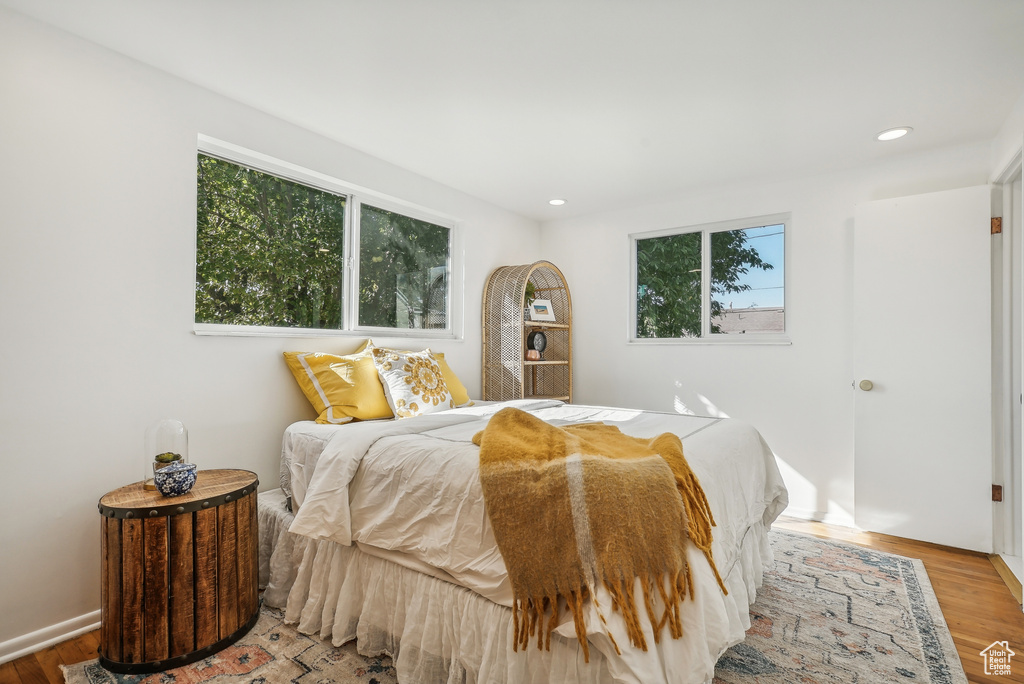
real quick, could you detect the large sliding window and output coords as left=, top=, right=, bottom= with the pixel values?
left=631, top=213, right=788, bottom=341
left=194, top=138, right=458, bottom=337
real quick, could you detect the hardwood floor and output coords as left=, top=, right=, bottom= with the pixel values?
left=0, top=629, right=98, bottom=684
left=2, top=518, right=1021, bottom=683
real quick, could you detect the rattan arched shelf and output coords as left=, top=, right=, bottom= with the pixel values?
left=482, top=261, right=572, bottom=402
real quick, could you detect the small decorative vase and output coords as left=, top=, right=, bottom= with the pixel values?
left=154, top=461, right=198, bottom=497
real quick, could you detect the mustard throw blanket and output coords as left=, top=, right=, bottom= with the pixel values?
left=473, top=408, right=725, bottom=662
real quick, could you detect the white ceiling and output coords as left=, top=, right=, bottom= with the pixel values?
left=5, top=0, right=1024, bottom=221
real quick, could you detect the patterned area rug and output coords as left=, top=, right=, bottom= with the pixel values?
left=714, top=530, right=966, bottom=684
left=62, top=609, right=397, bottom=684
left=63, top=529, right=965, bottom=684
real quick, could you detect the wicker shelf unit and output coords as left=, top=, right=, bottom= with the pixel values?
left=482, top=261, right=572, bottom=402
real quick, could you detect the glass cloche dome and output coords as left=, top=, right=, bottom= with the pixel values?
left=143, top=418, right=189, bottom=490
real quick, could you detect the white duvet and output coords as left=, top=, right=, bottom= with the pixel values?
left=287, top=399, right=788, bottom=684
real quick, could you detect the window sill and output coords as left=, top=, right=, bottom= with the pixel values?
left=193, top=323, right=461, bottom=340
left=628, top=335, right=791, bottom=346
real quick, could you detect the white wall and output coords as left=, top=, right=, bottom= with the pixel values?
left=993, top=89, right=1024, bottom=178
left=540, top=142, right=992, bottom=527
left=0, top=9, right=540, bottom=650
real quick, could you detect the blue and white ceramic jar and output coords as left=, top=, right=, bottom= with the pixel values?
left=154, top=461, right=198, bottom=497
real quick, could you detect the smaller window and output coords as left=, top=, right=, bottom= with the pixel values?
left=357, top=203, right=451, bottom=330
left=632, top=214, right=788, bottom=341
left=635, top=231, right=703, bottom=339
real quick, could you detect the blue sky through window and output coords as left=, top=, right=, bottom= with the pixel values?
left=716, top=224, right=784, bottom=309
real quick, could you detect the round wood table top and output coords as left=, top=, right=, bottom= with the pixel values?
left=98, top=469, right=258, bottom=519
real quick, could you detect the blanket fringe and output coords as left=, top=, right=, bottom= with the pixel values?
left=509, top=463, right=725, bottom=664
left=678, top=465, right=728, bottom=595
left=513, top=567, right=699, bottom=665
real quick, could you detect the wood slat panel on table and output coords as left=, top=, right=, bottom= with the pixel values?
left=217, top=499, right=240, bottom=637
left=194, top=506, right=219, bottom=648
left=236, top=492, right=256, bottom=622
left=169, top=514, right=195, bottom=657
left=250, top=493, right=259, bottom=615
left=142, top=517, right=169, bottom=663
left=120, top=518, right=144, bottom=663
left=100, top=517, right=121, bottom=663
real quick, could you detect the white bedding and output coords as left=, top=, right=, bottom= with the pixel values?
left=283, top=399, right=788, bottom=684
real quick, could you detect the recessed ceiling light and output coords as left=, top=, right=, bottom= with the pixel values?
left=548, top=199, right=566, bottom=206
left=877, top=127, right=912, bottom=141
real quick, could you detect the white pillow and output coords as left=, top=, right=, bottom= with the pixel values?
left=371, top=347, right=455, bottom=419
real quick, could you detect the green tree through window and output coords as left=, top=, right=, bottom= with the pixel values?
left=358, top=204, right=450, bottom=329
left=636, top=232, right=703, bottom=338
left=195, top=154, right=345, bottom=328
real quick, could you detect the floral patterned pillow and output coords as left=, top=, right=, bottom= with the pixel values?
left=371, top=347, right=455, bottom=419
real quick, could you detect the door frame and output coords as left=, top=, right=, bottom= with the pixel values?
left=993, top=146, right=1022, bottom=567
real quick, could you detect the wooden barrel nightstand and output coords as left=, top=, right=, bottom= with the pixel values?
left=97, top=469, right=260, bottom=674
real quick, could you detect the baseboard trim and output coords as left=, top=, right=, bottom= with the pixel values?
left=0, top=610, right=100, bottom=665
left=780, top=506, right=856, bottom=529
left=992, top=554, right=1024, bottom=605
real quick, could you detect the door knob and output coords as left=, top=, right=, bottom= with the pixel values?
left=859, top=379, right=874, bottom=391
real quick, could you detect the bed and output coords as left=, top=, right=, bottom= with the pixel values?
left=258, top=398, right=788, bottom=684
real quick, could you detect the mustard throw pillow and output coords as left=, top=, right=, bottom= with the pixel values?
left=433, top=352, right=472, bottom=407
left=283, top=349, right=392, bottom=424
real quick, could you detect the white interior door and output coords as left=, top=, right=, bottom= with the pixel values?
left=854, top=185, right=992, bottom=553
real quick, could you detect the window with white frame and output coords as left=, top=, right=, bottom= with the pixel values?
left=194, top=141, right=457, bottom=336
left=631, top=214, right=787, bottom=340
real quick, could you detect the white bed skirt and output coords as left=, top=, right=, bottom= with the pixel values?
left=258, top=489, right=773, bottom=684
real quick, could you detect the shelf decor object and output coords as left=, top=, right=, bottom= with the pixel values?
left=526, top=330, right=547, bottom=359
left=153, top=461, right=198, bottom=497
left=98, top=469, right=260, bottom=674
left=483, top=260, right=572, bottom=402
left=528, top=298, right=556, bottom=322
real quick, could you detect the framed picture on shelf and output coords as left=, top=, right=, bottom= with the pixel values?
left=528, top=299, right=556, bottom=322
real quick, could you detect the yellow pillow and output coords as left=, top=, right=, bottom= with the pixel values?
left=432, top=352, right=472, bottom=407
left=283, top=349, right=392, bottom=424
